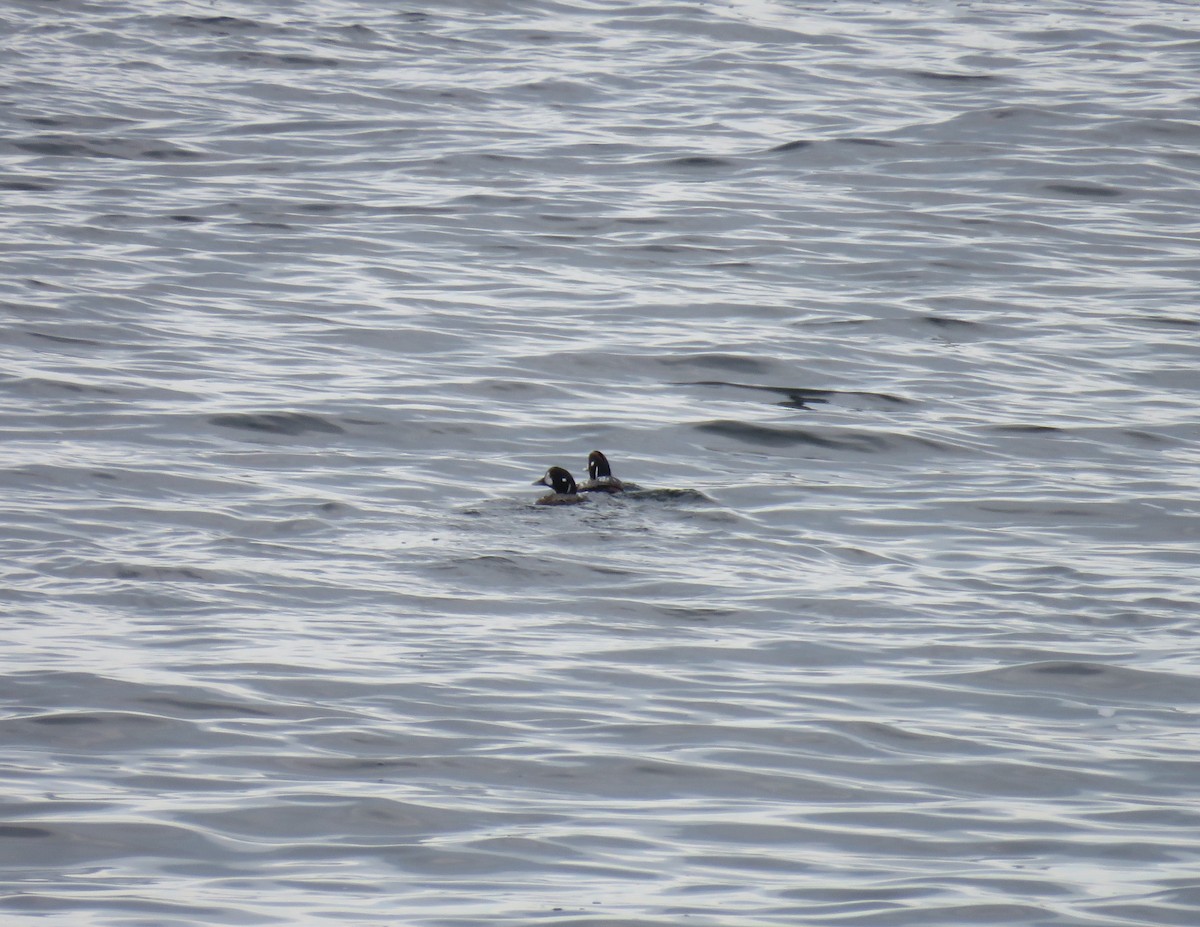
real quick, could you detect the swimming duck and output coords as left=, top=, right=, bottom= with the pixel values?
left=577, top=450, right=625, bottom=494
left=533, top=466, right=588, bottom=505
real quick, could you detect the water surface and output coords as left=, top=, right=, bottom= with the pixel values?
left=2, top=1, right=1199, bottom=925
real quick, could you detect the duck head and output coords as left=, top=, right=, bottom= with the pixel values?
left=534, top=466, right=577, bottom=495
left=587, top=450, right=613, bottom=481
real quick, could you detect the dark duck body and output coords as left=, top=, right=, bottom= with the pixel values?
left=577, top=450, right=625, bottom=494
left=533, top=466, right=588, bottom=505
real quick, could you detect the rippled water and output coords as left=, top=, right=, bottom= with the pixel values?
left=3, top=1, right=1200, bottom=924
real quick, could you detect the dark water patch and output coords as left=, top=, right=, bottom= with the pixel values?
left=1029, top=662, right=1104, bottom=676
left=835, top=137, right=895, bottom=147
left=28, top=713, right=105, bottom=726
left=93, top=212, right=139, bottom=227
left=519, top=76, right=595, bottom=95
left=14, top=136, right=208, bottom=161
left=960, top=661, right=1200, bottom=704
left=658, top=354, right=771, bottom=374
left=170, top=15, right=267, bottom=33
left=331, top=22, right=384, bottom=43
left=144, top=697, right=274, bottom=718
left=580, top=562, right=639, bottom=579
left=768, top=139, right=812, bottom=153
left=696, top=420, right=942, bottom=453
left=435, top=554, right=526, bottom=572
left=167, top=214, right=206, bottom=223
left=637, top=242, right=725, bottom=257
left=1043, top=183, right=1123, bottom=198
left=230, top=51, right=341, bottom=69
left=1143, top=315, right=1200, bottom=329
left=686, top=381, right=829, bottom=410
left=12, top=376, right=120, bottom=396
left=781, top=883, right=937, bottom=903
left=1122, top=429, right=1180, bottom=447
left=453, top=193, right=540, bottom=209
left=378, top=204, right=451, bottom=218
left=297, top=202, right=353, bottom=215
left=615, top=215, right=669, bottom=226
left=26, top=331, right=104, bottom=347
left=912, top=70, right=997, bottom=82
left=0, top=826, right=52, bottom=838
left=112, top=565, right=210, bottom=582
left=923, top=315, right=984, bottom=329
left=975, top=502, right=1097, bottom=517
left=989, top=423, right=1064, bottom=435
left=0, top=179, right=54, bottom=192
left=0, top=819, right=228, bottom=870
left=680, top=381, right=911, bottom=410
left=665, top=156, right=733, bottom=168
left=209, top=412, right=346, bottom=436
left=653, top=604, right=736, bottom=621
left=15, top=710, right=204, bottom=755
left=23, top=114, right=135, bottom=131
left=804, top=317, right=873, bottom=329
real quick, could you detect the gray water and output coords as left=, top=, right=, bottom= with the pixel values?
left=3, top=1, right=1200, bottom=924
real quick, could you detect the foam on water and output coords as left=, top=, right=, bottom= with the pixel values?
left=3, top=1, right=1200, bottom=924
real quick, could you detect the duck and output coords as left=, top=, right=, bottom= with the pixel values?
left=533, top=466, right=589, bottom=505
left=576, top=450, right=625, bottom=494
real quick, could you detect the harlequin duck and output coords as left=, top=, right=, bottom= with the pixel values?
left=577, top=450, right=625, bottom=494
left=533, top=466, right=589, bottom=505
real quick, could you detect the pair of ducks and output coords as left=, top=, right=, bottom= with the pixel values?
left=534, top=450, right=624, bottom=505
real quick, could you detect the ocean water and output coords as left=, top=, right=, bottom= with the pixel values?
left=2, top=0, right=1200, bottom=924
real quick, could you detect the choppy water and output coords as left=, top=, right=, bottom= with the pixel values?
left=3, top=1, right=1200, bottom=924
